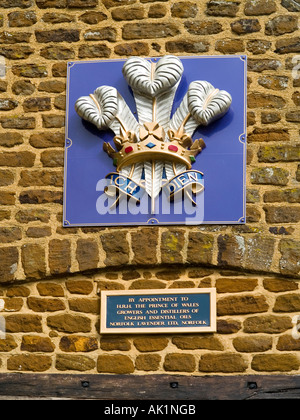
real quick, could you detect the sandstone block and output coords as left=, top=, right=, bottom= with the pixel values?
left=172, top=335, right=223, bottom=351
left=274, top=293, right=300, bottom=312
left=35, top=29, right=80, bottom=43
left=247, top=39, right=271, bottom=54
left=15, top=209, right=50, bottom=224
left=27, top=297, right=65, bottom=312
left=49, top=239, right=71, bottom=275
left=29, top=132, right=64, bottom=148
left=79, top=11, right=107, bottom=24
left=12, top=80, right=35, bottom=96
left=275, top=37, right=300, bottom=54
left=164, top=353, right=196, bottom=372
left=6, top=286, right=30, bottom=297
left=122, top=23, right=180, bottom=39
left=264, top=206, right=300, bottom=223
left=218, top=295, right=268, bottom=316
left=171, top=2, right=198, bottom=18
left=78, top=44, right=111, bottom=58
left=0, top=192, right=15, bottom=206
left=135, top=354, right=161, bottom=371
left=47, top=314, right=91, bottom=333
left=244, top=0, right=276, bottom=15
left=42, top=12, right=75, bottom=23
left=42, top=114, right=65, bottom=128
left=23, top=97, right=51, bottom=112
left=148, top=4, right=166, bottom=17
left=12, top=64, right=47, bottom=78
left=0, top=227, right=22, bottom=244
left=281, top=0, right=300, bottom=11
left=84, top=27, right=117, bottom=41
left=279, top=239, right=300, bottom=275
left=65, top=280, right=94, bottom=295
left=131, top=228, right=158, bottom=265
left=112, top=6, right=144, bottom=20
left=216, top=278, right=257, bottom=293
left=251, top=167, right=289, bottom=185
left=263, top=278, right=298, bottom=292
left=56, top=354, right=95, bottom=371
left=199, top=353, right=247, bottom=373
left=252, top=354, right=299, bottom=372
left=0, top=151, right=35, bottom=167
left=37, top=282, right=64, bottom=297
left=231, top=19, right=261, bottom=34
left=97, top=355, right=134, bottom=374
left=68, top=298, right=99, bottom=314
left=217, top=319, right=241, bottom=334
left=2, top=0, right=33, bottom=6
left=41, top=150, right=64, bottom=167
left=0, top=170, right=14, bottom=187
left=0, top=31, right=31, bottom=44
left=161, top=229, right=185, bottom=264
left=8, top=354, right=52, bottom=372
left=233, top=336, right=272, bottom=352
left=129, top=279, right=166, bottom=289
left=217, top=234, right=245, bottom=268
left=185, top=20, right=222, bottom=35
left=67, top=0, right=98, bottom=6
left=248, top=92, right=285, bottom=109
left=60, top=336, right=98, bottom=352
left=206, top=0, right=240, bottom=17
left=277, top=335, right=300, bottom=351
left=133, top=336, right=168, bottom=352
left=265, top=15, right=298, bottom=35
left=36, top=0, right=66, bottom=7
left=104, top=0, right=138, bottom=6
left=76, top=239, right=99, bottom=271
left=21, top=336, right=55, bottom=352
left=8, top=11, right=37, bottom=26
left=245, top=236, right=275, bottom=272
left=114, top=42, right=149, bottom=56
left=19, top=170, right=63, bottom=188
left=1, top=116, right=35, bottom=130
left=100, top=336, right=131, bottom=351
left=243, top=315, right=292, bottom=333
left=19, top=190, right=63, bottom=204
left=215, top=39, right=245, bottom=53
left=247, top=58, right=281, bottom=72
left=165, top=40, right=210, bottom=54
left=187, top=232, right=214, bottom=264
left=286, top=111, right=300, bottom=123
left=0, top=335, right=18, bottom=352
left=21, top=244, right=46, bottom=279
left=40, top=46, right=75, bottom=60
left=5, top=314, right=43, bottom=333
left=258, top=145, right=299, bottom=162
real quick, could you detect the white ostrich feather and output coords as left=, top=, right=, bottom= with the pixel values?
left=188, top=81, right=232, bottom=126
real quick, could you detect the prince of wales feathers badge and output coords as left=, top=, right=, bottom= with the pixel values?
left=75, top=56, right=232, bottom=214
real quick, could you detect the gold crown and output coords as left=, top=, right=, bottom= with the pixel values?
left=103, top=122, right=206, bottom=172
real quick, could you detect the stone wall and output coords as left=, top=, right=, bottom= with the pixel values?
left=0, top=0, right=299, bottom=377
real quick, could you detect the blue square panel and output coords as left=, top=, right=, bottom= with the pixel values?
left=63, top=55, right=247, bottom=227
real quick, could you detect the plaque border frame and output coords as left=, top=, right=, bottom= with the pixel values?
left=100, top=288, right=216, bottom=334
left=63, top=55, right=247, bottom=227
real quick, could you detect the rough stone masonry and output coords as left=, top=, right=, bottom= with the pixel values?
left=0, top=0, right=299, bottom=376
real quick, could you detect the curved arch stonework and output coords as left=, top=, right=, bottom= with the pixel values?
left=0, top=0, right=300, bottom=392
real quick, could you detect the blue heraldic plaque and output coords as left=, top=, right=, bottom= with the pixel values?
left=64, top=55, right=246, bottom=226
